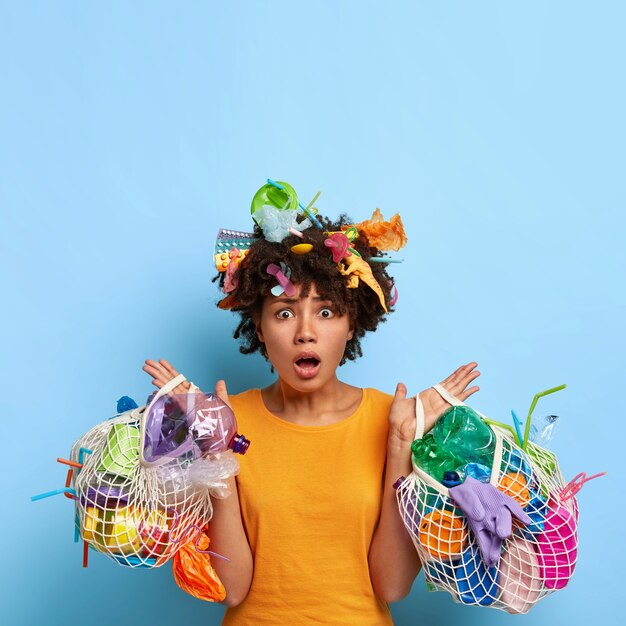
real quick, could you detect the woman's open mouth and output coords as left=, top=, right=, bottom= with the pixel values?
left=293, top=353, right=321, bottom=379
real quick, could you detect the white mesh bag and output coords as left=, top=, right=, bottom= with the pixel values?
left=69, top=374, right=242, bottom=569
left=396, top=385, right=578, bottom=613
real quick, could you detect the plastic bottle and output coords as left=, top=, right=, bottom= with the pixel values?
left=411, top=434, right=465, bottom=482
left=143, top=393, right=250, bottom=464
left=432, top=406, right=496, bottom=467
left=190, top=393, right=251, bottom=456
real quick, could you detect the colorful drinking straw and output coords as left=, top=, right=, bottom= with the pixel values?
left=522, top=385, right=566, bottom=450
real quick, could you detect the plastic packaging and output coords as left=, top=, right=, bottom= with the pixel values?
left=535, top=500, right=578, bottom=589
left=498, top=535, right=542, bottom=614
left=530, top=414, right=559, bottom=447
left=456, top=462, right=492, bottom=484
left=418, top=507, right=467, bottom=559
left=152, top=451, right=241, bottom=501
left=172, top=532, right=226, bottom=602
left=98, top=424, right=140, bottom=479
left=454, top=543, right=499, bottom=606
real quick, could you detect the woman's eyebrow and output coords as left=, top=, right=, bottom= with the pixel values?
left=271, top=298, right=298, bottom=304
left=270, top=296, right=333, bottom=305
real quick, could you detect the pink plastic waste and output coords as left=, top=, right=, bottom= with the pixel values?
left=535, top=499, right=578, bottom=589
left=498, top=535, right=542, bottom=614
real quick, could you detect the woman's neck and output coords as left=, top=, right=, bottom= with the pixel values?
left=262, top=377, right=362, bottom=426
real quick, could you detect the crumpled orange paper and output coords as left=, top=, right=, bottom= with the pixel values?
left=345, top=208, right=408, bottom=251
left=172, top=532, right=226, bottom=602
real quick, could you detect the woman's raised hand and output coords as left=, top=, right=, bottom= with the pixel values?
left=143, top=358, right=192, bottom=394
left=421, top=362, right=480, bottom=431
left=143, top=359, right=232, bottom=409
left=387, top=362, right=481, bottom=451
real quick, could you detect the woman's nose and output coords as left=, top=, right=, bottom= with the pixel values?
left=295, top=316, right=317, bottom=343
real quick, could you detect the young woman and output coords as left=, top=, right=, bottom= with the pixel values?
left=143, top=194, right=480, bottom=625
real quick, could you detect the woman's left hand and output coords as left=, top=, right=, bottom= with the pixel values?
left=388, top=362, right=481, bottom=452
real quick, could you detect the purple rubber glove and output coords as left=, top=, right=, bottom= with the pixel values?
left=449, top=476, right=532, bottom=567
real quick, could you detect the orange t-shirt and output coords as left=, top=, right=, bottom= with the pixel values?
left=222, top=388, right=394, bottom=626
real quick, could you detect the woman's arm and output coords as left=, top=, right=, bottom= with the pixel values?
left=205, top=379, right=253, bottom=607
left=207, top=475, right=254, bottom=607
left=368, top=431, right=421, bottom=602
left=143, top=360, right=253, bottom=606
left=368, top=363, right=481, bottom=602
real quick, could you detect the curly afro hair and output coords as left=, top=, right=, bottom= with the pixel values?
left=215, top=214, right=397, bottom=366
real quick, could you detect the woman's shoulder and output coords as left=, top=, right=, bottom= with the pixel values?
left=228, top=387, right=260, bottom=410
left=363, top=387, right=395, bottom=411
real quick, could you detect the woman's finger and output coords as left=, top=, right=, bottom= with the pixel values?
left=460, top=386, right=480, bottom=401
left=143, top=359, right=189, bottom=393
left=159, top=359, right=180, bottom=376
left=441, top=362, right=477, bottom=389
left=215, top=379, right=232, bottom=408
left=142, top=365, right=166, bottom=388
left=455, top=369, right=481, bottom=393
left=394, top=382, right=408, bottom=402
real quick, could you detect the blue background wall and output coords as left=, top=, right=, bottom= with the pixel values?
left=2, top=1, right=623, bottom=624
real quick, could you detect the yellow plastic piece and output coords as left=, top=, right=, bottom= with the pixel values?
left=290, top=243, right=313, bottom=254
left=105, top=506, right=142, bottom=555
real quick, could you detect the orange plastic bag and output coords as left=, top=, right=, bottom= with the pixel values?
left=172, top=532, right=226, bottom=602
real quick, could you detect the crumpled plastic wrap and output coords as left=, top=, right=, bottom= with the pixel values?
left=153, top=451, right=240, bottom=500
left=189, top=453, right=241, bottom=498
left=253, top=204, right=312, bottom=242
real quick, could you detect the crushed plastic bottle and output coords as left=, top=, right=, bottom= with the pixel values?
left=433, top=406, right=496, bottom=467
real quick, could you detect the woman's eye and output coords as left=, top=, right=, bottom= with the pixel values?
left=319, top=308, right=334, bottom=319
left=277, top=309, right=294, bottom=319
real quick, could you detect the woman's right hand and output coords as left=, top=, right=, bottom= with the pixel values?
left=143, top=358, right=192, bottom=394
left=143, top=358, right=231, bottom=409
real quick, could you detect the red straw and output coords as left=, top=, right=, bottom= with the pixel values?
left=57, top=458, right=83, bottom=469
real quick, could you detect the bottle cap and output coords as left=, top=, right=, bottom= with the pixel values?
left=442, top=471, right=461, bottom=487
left=229, top=433, right=251, bottom=454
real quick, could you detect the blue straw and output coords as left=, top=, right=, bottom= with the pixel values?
left=31, top=487, right=77, bottom=502
left=78, top=447, right=92, bottom=466
left=511, top=410, right=524, bottom=446
left=369, top=258, right=404, bottom=263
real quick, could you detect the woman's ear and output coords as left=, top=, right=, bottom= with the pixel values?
left=256, top=324, right=264, bottom=343
left=347, top=325, right=354, bottom=341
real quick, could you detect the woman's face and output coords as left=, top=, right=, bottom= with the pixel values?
left=256, top=283, right=354, bottom=392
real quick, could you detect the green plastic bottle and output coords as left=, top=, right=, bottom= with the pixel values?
left=432, top=406, right=496, bottom=467
left=411, top=434, right=465, bottom=482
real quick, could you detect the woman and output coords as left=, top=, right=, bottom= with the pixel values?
left=143, top=185, right=480, bottom=625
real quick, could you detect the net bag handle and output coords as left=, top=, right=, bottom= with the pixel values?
left=412, top=384, right=504, bottom=491
left=412, top=384, right=489, bottom=440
